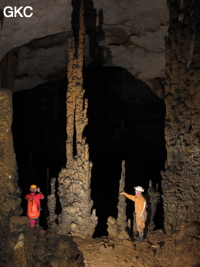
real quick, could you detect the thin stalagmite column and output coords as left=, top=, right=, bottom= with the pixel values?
left=47, top=178, right=57, bottom=228
left=107, top=161, right=130, bottom=240
left=65, top=35, right=76, bottom=166
left=56, top=0, right=97, bottom=238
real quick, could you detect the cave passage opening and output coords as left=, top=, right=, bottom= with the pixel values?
left=12, top=65, right=166, bottom=235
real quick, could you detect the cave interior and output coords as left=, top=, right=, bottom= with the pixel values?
left=1, top=0, right=199, bottom=243
left=1, top=0, right=200, bottom=266
left=12, top=64, right=166, bottom=235
left=1, top=0, right=168, bottom=237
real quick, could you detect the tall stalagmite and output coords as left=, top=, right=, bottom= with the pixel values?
left=162, top=0, right=200, bottom=233
left=107, top=161, right=130, bottom=240
left=57, top=0, right=97, bottom=238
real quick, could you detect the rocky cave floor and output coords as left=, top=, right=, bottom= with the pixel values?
left=4, top=218, right=200, bottom=267
left=74, top=222, right=200, bottom=267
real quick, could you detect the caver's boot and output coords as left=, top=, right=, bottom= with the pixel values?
left=136, top=232, right=144, bottom=244
left=134, top=234, right=139, bottom=241
left=35, top=219, right=40, bottom=227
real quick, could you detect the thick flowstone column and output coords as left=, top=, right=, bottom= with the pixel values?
left=0, top=88, right=22, bottom=263
left=162, top=0, right=200, bottom=233
left=57, top=0, right=97, bottom=238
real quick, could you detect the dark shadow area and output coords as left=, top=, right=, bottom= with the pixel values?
left=12, top=80, right=66, bottom=229
left=83, top=65, right=166, bottom=237
left=81, top=0, right=166, bottom=236
left=154, top=198, right=164, bottom=230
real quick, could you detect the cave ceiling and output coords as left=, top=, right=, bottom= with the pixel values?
left=0, top=0, right=168, bottom=93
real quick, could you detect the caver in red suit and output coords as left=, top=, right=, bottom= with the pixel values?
left=25, top=184, right=44, bottom=228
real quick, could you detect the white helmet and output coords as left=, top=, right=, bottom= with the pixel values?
left=134, top=186, right=144, bottom=192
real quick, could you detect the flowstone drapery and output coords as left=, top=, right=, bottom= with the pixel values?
left=162, top=0, right=200, bottom=233
left=55, top=0, right=97, bottom=238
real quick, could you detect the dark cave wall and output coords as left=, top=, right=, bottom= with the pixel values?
left=162, top=0, right=200, bottom=232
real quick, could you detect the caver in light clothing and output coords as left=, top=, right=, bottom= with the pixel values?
left=120, top=186, right=147, bottom=243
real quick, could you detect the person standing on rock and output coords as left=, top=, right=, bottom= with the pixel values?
left=120, top=186, right=147, bottom=243
left=25, top=184, right=44, bottom=228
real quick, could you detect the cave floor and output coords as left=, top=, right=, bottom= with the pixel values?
left=73, top=223, right=200, bottom=267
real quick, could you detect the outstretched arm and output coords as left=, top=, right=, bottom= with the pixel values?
left=120, top=192, right=136, bottom=201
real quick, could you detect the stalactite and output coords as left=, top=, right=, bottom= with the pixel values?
left=1, top=48, right=18, bottom=91
left=56, top=0, right=97, bottom=238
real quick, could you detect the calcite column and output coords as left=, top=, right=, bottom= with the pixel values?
left=57, top=0, right=97, bottom=238
left=107, top=161, right=130, bottom=240
left=47, top=178, right=57, bottom=229
left=0, top=88, right=22, bottom=262
left=162, top=0, right=200, bottom=232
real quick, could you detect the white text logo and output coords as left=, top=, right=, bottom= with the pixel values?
left=3, top=6, right=33, bottom=18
